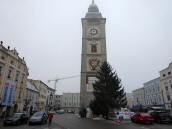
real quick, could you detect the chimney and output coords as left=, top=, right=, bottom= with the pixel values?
left=0, top=41, right=3, bottom=45
left=8, top=46, right=10, bottom=50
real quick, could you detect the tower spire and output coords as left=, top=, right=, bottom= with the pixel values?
left=92, top=0, right=94, bottom=4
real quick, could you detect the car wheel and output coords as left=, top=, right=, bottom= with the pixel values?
left=16, top=121, right=20, bottom=125
left=157, top=119, right=161, bottom=124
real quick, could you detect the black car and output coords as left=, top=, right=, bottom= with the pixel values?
left=149, top=111, right=171, bottom=123
left=3, top=113, right=29, bottom=126
left=169, top=112, right=172, bottom=123
left=28, top=112, right=47, bottom=125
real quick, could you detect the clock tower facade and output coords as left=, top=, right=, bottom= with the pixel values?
left=80, top=0, right=107, bottom=108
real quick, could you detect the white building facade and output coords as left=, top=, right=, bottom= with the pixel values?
left=25, top=80, right=39, bottom=113
left=62, top=93, right=80, bottom=113
left=54, top=95, right=62, bottom=110
left=160, top=62, right=172, bottom=109
left=144, top=77, right=163, bottom=107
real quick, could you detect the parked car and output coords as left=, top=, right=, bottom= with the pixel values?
left=67, top=110, right=74, bottom=113
left=116, top=112, right=134, bottom=120
left=3, top=112, right=29, bottom=126
left=28, top=112, right=47, bottom=125
left=131, top=112, right=154, bottom=124
left=56, top=110, right=65, bottom=114
left=149, top=111, right=171, bottom=123
left=170, top=112, right=172, bottom=123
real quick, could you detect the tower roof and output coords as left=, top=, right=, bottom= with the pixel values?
left=85, top=0, right=102, bottom=18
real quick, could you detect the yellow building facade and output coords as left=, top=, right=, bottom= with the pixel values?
left=0, top=41, right=29, bottom=116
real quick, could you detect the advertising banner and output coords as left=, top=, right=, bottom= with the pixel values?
left=2, top=80, right=16, bottom=106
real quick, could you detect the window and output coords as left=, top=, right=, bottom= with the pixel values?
left=163, top=74, right=166, bottom=77
left=167, top=95, right=170, bottom=101
left=10, top=60, right=14, bottom=65
left=7, top=69, right=12, bottom=79
left=165, top=86, right=168, bottom=91
left=164, top=82, right=168, bottom=85
left=1, top=56, right=5, bottom=60
left=15, top=71, right=20, bottom=82
left=18, top=65, right=21, bottom=69
left=168, top=72, right=171, bottom=75
left=0, top=66, right=3, bottom=76
left=91, top=44, right=97, bottom=53
left=21, top=74, right=24, bottom=83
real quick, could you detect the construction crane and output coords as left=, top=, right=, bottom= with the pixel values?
left=48, top=75, right=80, bottom=92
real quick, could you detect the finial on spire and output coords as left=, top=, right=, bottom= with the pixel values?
left=92, top=0, right=95, bottom=4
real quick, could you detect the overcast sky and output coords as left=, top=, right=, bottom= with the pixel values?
left=0, top=0, right=172, bottom=94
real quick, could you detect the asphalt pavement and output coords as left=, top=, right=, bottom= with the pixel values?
left=0, top=114, right=172, bottom=129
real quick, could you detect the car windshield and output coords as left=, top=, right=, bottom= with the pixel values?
left=33, top=112, right=43, bottom=117
left=13, top=113, right=22, bottom=118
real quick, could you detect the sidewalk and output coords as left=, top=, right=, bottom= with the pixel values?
left=0, top=118, right=3, bottom=127
left=108, top=117, right=131, bottom=124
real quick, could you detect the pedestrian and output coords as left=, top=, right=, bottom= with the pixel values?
left=115, top=112, right=123, bottom=125
left=48, top=112, right=54, bottom=125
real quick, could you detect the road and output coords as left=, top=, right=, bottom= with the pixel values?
left=0, top=113, right=172, bottom=129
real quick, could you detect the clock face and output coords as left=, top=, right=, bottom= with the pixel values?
left=88, top=27, right=98, bottom=36
left=90, top=28, right=97, bottom=35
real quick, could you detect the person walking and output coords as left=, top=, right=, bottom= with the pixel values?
left=116, top=112, right=123, bottom=125
left=48, top=112, right=53, bottom=125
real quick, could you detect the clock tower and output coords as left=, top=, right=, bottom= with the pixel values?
left=80, top=0, right=107, bottom=108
